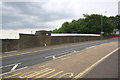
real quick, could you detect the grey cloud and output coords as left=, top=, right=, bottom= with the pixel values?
left=3, top=2, right=74, bottom=20
left=2, top=15, right=22, bottom=23
left=2, top=2, right=76, bottom=29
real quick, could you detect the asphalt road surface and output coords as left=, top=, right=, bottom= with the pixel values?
left=1, top=38, right=119, bottom=79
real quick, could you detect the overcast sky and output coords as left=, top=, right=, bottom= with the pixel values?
left=1, top=0, right=120, bottom=38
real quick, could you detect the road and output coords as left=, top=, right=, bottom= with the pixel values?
left=1, top=38, right=119, bottom=79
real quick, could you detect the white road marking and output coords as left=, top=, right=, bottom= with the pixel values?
left=85, top=46, right=95, bottom=50
left=0, top=63, right=21, bottom=69
left=52, top=55, right=56, bottom=59
left=55, top=52, right=75, bottom=59
left=0, top=66, right=28, bottom=76
left=45, top=46, right=96, bottom=60
left=74, top=50, right=77, bottom=52
left=45, top=51, right=71, bottom=59
left=74, top=47, right=119, bottom=78
left=11, top=64, right=18, bottom=71
left=53, top=50, right=79, bottom=60
left=45, top=56, right=52, bottom=59
left=45, top=44, right=113, bottom=60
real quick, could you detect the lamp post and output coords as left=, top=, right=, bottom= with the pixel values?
left=100, top=11, right=107, bottom=40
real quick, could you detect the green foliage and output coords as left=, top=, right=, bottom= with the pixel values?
left=116, top=15, right=120, bottom=29
left=109, top=15, right=120, bottom=30
left=52, top=29, right=58, bottom=33
left=52, top=14, right=117, bottom=35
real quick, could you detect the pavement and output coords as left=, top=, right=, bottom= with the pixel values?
left=83, top=51, right=118, bottom=78
left=1, top=38, right=119, bottom=79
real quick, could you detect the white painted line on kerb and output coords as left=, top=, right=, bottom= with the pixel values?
left=0, top=63, right=21, bottom=69
left=86, top=46, right=96, bottom=50
left=74, top=47, right=119, bottom=79
left=0, top=66, right=28, bottom=76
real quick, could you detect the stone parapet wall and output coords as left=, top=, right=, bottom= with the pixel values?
left=1, top=30, right=103, bottom=52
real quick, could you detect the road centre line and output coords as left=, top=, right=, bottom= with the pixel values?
left=52, top=50, right=80, bottom=60
left=54, top=52, right=75, bottom=60
left=45, top=45, right=97, bottom=59
left=45, top=51, right=71, bottom=59
left=74, top=47, right=120, bottom=79
left=56, top=51, right=72, bottom=56
left=45, top=56, right=52, bottom=59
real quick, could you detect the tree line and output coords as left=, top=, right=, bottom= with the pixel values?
left=52, top=14, right=120, bottom=35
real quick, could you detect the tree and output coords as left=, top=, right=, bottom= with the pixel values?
left=115, top=15, right=120, bottom=30
left=52, top=29, right=58, bottom=33
left=52, top=14, right=115, bottom=35
left=109, top=15, right=120, bottom=30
